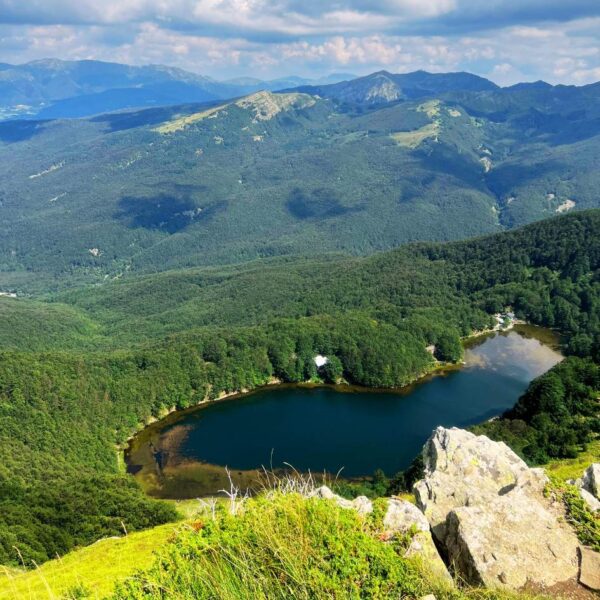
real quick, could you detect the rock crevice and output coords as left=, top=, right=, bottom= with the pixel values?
left=414, top=426, right=580, bottom=590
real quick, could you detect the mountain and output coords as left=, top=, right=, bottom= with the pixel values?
left=0, top=59, right=227, bottom=118
left=292, top=70, right=498, bottom=105
left=0, top=59, right=354, bottom=120
left=1, top=70, right=600, bottom=292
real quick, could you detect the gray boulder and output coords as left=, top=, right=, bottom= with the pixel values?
left=383, top=499, right=452, bottom=583
left=445, top=488, right=578, bottom=589
left=414, top=426, right=547, bottom=541
left=582, top=463, right=600, bottom=500
left=580, top=487, right=600, bottom=512
left=572, top=463, right=600, bottom=512
left=414, top=427, right=579, bottom=590
left=579, top=546, right=600, bottom=591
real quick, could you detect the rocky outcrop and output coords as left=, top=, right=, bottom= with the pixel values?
left=579, top=546, right=600, bottom=591
left=445, top=489, right=578, bottom=589
left=383, top=498, right=452, bottom=583
left=414, top=427, right=580, bottom=590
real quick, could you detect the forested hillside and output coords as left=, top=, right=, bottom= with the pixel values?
left=1, top=211, right=599, bottom=566
left=1, top=72, right=600, bottom=292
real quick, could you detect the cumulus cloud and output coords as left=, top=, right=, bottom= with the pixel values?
left=0, top=1, right=598, bottom=84
left=2, top=0, right=599, bottom=36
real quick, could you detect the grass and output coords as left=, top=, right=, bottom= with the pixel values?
left=111, top=492, right=549, bottom=600
left=417, top=100, right=442, bottom=118
left=0, top=488, right=554, bottom=600
left=0, top=524, right=178, bottom=600
left=542, top=439, right=600, bottom=552
left=154, top=105, right=225, bottom=133
left=154, top=91, right=315, bottom=134
left=164, top=498, right=225, bottom=520
left=544, top=439, right=600, bottom=482
left=391, top=122, right=440, bottom=148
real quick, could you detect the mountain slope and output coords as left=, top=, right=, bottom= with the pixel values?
left=0, top=89, right=504, bottom=291
left=0, top=59, right=354, bottom=120
left=0, top=211, right=598, bottom=568
left=1, top=71, right=600, bottom=292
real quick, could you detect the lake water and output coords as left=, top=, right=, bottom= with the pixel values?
left=126, top=325, right=562, bottom=498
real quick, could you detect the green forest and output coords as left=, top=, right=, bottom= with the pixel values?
left=1, top=75, right=600, bottom=294
left=0, top=210, right=599, bottom=566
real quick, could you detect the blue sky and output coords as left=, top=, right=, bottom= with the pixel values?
left=0, top=1, right=599, bottom=84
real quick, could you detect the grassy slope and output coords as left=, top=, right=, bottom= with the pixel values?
left=0, top=524, right=177, bottom=600
left=545, top=439, right=600, bottom=481
left=0, top=493, right=554, bottom=600
left=3, top=445, right=597, bottom=600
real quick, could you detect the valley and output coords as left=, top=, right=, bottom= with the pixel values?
left=0, top=58, right=598, bottom=599
left=0, top=210, right=598, bottom=573
left=0, top=71, right=599, bottom=292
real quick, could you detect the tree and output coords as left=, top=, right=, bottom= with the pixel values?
left=320, top=356, right=343, bottom=384
left=434, top=331, right=463, bottom=363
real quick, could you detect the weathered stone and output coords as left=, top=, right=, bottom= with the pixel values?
left=445, top=488, right=578, bottom=589
left=384, top=498, right=429, bottom=532
left=580, top=487, right=600, bottom=512
left=420, top=595, right=437, bottom=600
left=414, top=427, right=547, bottom=543
left=310, top=486, right=373, bottom=515
left=579, top=546, right=600, bottom=591
left=351, top=495, right=374, bottom=516
left=582, top=463, right=600, bottom=500
left=414, top=427, right=580, bottom=590
left=384, top=499, right=452, bottom=583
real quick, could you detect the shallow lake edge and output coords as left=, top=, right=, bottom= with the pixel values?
left=123, top=324, right=562, bottom=476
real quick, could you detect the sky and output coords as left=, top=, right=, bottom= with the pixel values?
left=0, top=1, right=599, bottom=85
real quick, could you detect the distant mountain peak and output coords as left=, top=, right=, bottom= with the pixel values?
left=288, top=68, right=498, bottom=106
left=235, top=90, right=317, bottom=121
left=369, top=70, right=394, bottom=78
left=365, top=79, right=402, bottom=102
left=507, top=80, right=553, bottom=91
left=155, top=89, right=318, bottom=133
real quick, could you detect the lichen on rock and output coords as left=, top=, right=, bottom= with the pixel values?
left=414, top=427, right=580, bottom=590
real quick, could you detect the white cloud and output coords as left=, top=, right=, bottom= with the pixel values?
left=0, top=3, right=598, bottom=84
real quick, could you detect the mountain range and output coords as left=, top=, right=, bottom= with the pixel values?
left=0, top=64, right=599, bottom=293
left=0, top=59, right=354, bottom=120
left=0, top=57, right=599, bottom=594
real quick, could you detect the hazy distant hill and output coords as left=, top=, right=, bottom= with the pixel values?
left=0, top=59, right=354, bottom=120
left=292, top=70, right=499, bottom=104
left=0, top=70, right=599, bottom=292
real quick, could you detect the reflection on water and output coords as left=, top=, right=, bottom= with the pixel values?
left=126, top=325, right=562, bottom=498
left=464, top=326, right=561, bottom=376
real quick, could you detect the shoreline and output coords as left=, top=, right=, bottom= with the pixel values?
left=123, top=322, right=563, bottom=499
left=122, top=353, right=463, bottom=450
left=121, top=322, right=559, bottom=468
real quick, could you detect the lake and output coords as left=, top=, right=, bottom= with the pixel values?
left=126, top=325, right=562, bottom=498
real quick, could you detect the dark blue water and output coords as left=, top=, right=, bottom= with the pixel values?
left=147, top=328, right=561, bottom=479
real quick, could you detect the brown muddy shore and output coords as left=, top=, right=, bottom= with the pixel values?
left=123, top=324, right=561, bottom=498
